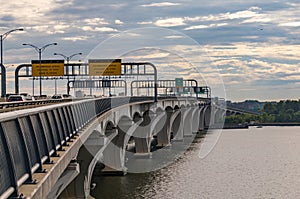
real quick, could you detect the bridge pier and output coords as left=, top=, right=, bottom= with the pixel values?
left=101, top=132, right=128, bottom=175
left=133, top=111, right=153, bottom=156
left=192, top=106, right=200, bottom=133
left=156, top=107, right=173, bottom=147
left=204, top=105, right=212, bottom=129
left=171, top=108, right=183, bottom=141
left=198, top=106, right=205, bottom=131
left=133, top=108, right=167, bottom=155
left=183, top=106, right=193, bottom=136
left=101, top=116, right=133, bottom=175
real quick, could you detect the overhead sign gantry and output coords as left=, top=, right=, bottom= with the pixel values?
left=15, top=61, right=159, bottom=102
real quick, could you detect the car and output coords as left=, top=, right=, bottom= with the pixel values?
left=7, top=95, right=26, bottom=102
left=62, top=94, right=71, bottom=98
left=51, top=94, right=64, bottom=99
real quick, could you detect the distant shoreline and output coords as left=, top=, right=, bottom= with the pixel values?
left=222, top=123, right=300, bottom=129
left=250, top=123, right=300, bottom=126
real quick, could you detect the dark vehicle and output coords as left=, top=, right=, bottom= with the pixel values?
left=7, top=95, right=26, bottom=102
left=51, top=94, right=64, bottom=99
left=62, top=94, right=71, bottom=98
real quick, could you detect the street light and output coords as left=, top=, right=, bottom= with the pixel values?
left=0, top=28, right=24, bottom=97
left=54, top=52, right=82, bottom=95
left=53, top=52, right=82, bottom=64
left=23, top=42, right=57, bottom=96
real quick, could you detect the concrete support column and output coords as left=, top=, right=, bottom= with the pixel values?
left=156, top=109, right=172, bottom=147
left=171, top=110, right=183, bottom=141
left=204, top=106, right=212, bottom=129
left=191, top=107, right=200, bottom=133
left=134, top=136, right=151, bottom=154
left=199, top=107, right=205, bottom=131
left=183, top=107, right=193, bottom=136
left=101, top=131, right=127, bottom=175
left=133, top=110, right=156, bottom=155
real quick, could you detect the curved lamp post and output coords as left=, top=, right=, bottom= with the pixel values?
left=53, top=52, right=82, bottom=64
left=0, top=28, right=24, bottom=97
left=54, top=52, right=82, bottom=95
left=23, top=43, right=57, bottom=96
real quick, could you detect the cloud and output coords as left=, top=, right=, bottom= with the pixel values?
left=115, top=19, right=124, bottom=25
left=279, top=22, right=300, bottom=27
left=241, top=15, right=271, bottom=23
left=0, top=0, right=67, bottom=26
left=183, top=8, right=263, bottom=23
left=81, top=26, right=118, bottom=32
left=125, top=52, right=171, bottom=60
left=83, top=18, right=108, bottom=25
left=165, top=35, right=184, bottom=39
left=137, top=21, right=153, bottom=25
left=185, top=23, right=228, bottom=30
left=140, top=2, right=181, bottom=7
left=95, top=27, right=118, bottom=32
left=46, top=24, right=70, bottom=34
left=198, top=42, right=300, bottom=92
left=152, top=7, right=267, bottom=29
left=62, top=36, right=90, bottom=41
left=154, top=17, right=185, bottom=27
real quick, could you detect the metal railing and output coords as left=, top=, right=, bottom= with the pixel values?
left=0, top=98, right=73, bottom=112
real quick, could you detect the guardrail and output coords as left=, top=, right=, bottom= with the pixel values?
left=1, top=96, right=198, bottom=198
left=0, top=99, right=75, bottom=113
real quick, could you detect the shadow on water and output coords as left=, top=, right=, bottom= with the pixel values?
left=90, top=130, right=207, bottom=199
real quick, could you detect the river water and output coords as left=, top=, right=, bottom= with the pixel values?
left=91, top=126, right=300, bottom=199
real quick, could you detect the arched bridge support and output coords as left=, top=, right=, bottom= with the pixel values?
left=156, top=107, right=173, bottom=148
left=133, top=108, right=167, bottom=156
left=198, top=106, right=206, bottom=131
left=101, top=116, right=133, bottom=175
left=170, top=107, right=183, bottom=141
left=183, top=106, right=194, bottom=136
left=204, top=105, right=212, bottom=129
left=191, top=105, right=201, bottom=133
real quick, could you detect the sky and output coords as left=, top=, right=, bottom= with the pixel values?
left=0, top=0, right=300, bottom=101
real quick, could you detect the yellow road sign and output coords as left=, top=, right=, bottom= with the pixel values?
left=32, top=60, right=64, bottom=76
left=89, top=59, right=121, bottom=76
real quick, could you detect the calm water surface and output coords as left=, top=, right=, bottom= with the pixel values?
left=91, top=126, right=300, bottom=199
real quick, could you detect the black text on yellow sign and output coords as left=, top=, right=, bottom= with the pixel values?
left=31, top=60, right=64, bottom=77
left=88, top=59, right=121, bottom=76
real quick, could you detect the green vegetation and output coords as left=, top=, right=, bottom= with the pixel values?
left=225, top=100, right=300, bottom=124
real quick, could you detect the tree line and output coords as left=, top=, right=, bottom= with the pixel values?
left=225, top=99, right=300, bottom=124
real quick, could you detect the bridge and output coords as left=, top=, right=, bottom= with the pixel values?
left=0, top=60, right=252, bottom=199
left=225, top=105, right=261, bottom=115
left=0, top=94, right=232, bottom=199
